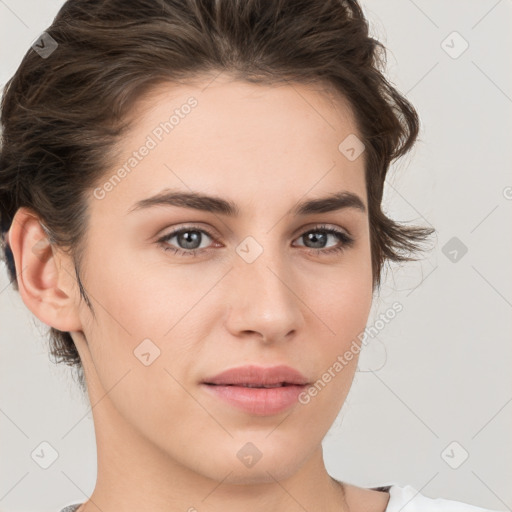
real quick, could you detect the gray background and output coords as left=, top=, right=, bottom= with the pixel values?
left=1, top=1, right=511, bottom=511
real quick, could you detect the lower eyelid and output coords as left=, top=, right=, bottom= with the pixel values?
left=159, top=225, right=353, bottom=253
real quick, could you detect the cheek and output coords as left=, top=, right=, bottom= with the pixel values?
left=309, top=257, right=373, bottom=345
left=85, top=249, right=178, bottom=338
left=80, top=274, right=192, bottom=432
left=79, top=248, right=206, bottom=392
left=297, top=270, right=372, bottom=422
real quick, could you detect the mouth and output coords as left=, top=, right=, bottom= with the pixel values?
left=202, top=382, right=305, bottom=389
left=201, top=365, right=310, bottom=415
left=202, top=364, right=310, bottom=387
left=203, top=382, right=302, bottom=388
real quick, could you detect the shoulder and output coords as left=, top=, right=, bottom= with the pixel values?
left=342, top=481, right=501, bottom=512
left=58, top=505, right=82, bottom=512
left=59, top=486, right=502, bottom=512
left=380, top=483, right=502, bottom=512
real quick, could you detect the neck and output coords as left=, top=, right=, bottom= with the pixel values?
left=75, top=393, right=349, bottom=512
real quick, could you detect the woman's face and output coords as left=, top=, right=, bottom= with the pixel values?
left=71, top=74, right=373, bottom=484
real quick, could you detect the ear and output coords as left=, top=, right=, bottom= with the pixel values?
left=7, top=207, right=83, bottom=332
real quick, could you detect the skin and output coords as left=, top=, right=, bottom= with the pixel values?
left=9, top=72, right=390, bottom=512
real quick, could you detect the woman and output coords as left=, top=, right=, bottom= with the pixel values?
left=0, top=1, right=501, bottom=511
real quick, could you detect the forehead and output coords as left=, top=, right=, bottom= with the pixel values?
left=93, top=74, right=366, bottom=217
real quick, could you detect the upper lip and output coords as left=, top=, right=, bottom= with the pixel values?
left=202, top=365, right=310, bottom=386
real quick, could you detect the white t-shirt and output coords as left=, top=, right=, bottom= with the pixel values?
left=58, top=483, right=502, bottom=511
left=383, top=483, right=501, bottom=511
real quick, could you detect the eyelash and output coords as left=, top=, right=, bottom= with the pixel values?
left=157, top=224, right=355, bottom=258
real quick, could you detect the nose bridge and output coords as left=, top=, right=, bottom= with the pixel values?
left=225, top=232, right=303, bottom=340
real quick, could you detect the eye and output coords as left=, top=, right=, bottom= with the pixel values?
left=293, top=224, right=355, bottom=255
left=156, top=224, right=354, bottom=257
left=157, top=226, right=218, bottom=257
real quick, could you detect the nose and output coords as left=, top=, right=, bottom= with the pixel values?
left=223, top=240, right=305, bottom=344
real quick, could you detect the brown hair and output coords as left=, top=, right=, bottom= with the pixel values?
left=0, top=0, right=434, bottom=392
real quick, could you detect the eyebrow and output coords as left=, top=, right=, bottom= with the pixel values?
left=127, top=189, right=366, bottom=216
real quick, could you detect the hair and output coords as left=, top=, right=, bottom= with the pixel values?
left=0, top=0, right=434, bottom=393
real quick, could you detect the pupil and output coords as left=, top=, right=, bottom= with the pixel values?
left=307, top=232, right=326, bottom=249
left=180, top=231, right=200, bottom=249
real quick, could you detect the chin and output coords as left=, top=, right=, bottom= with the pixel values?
left=193, top=439, right=312, bottom=485
left=214, top=462, right=301, bottom=486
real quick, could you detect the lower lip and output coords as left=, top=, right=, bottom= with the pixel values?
left=201, top=383, right=307, bottom=415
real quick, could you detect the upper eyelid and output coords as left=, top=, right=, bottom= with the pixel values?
left=296, top=223, right=352, bottom=238
left=158, top=223, right=352, bottom=244
left=158, top=224, right=219, bottom=241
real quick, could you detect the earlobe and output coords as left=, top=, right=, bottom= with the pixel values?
left=7, top=207, right=83, bottom=333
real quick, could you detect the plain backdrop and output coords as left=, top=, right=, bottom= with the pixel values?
left=1, top=1, right=511, bottom=511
